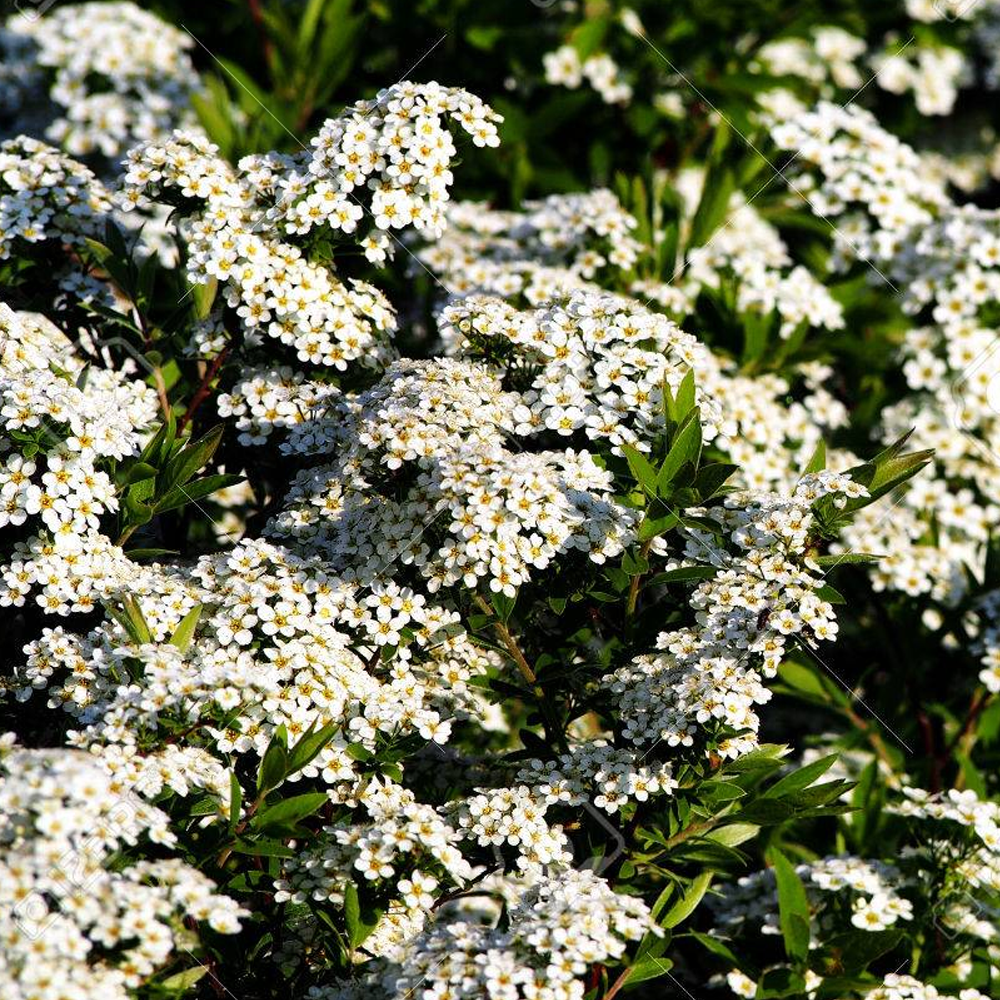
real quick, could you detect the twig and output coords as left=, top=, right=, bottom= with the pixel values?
left=472, top=594, right=537, bottom=685
left=178, top=346, right=231, bottom=434
left=246, top=0, right=275, bottom=67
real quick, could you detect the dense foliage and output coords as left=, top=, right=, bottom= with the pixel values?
left=2, top=2, right=1000, bottom=1000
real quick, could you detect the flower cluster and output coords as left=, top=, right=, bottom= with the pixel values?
left=0, top=740, right=244, bottom=1000
left=419, top=190, right=642, bottom=303
left=0, top=2, right=201, bottom=161
left=517, top=740, right=678, bottom=814
left=0, top=303, right=157, bottom=612
left=543, top=45, right=633, bottom=105
left=270, top=358, right=640, bottom=594
left=770, top=102, right=948, bottom=266
left=0, top=136, right=113, bottom=260
left=608, top=473, right=867, bottom=758
left=680, top=187, right=845, bottom=338
left=711, top=854, right=913, bottom=937
left=438, top=290, right=716, bottom=453
left=15, top=538, right=496, bottom=799
left=120, top=82, right=499, bottom=366
left=390, top=869, right=658, bottom=1000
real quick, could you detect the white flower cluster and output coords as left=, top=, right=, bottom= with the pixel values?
left=438, top=290, right=716, bottom=453
left=865, top=976, right=988, bottom=1000
left=890, top=787, right=1000, bottom=859
left=275, top=779, right=474, bottom=961
left=872, top=43, right=969, bottom=116
left=681, top=188, right=845, bottom=338
left=608, top=474, right=867, bottom=758
left=120, top=130, right=396, bottom=368
left=973, top=590, right=1000, bottom=693
left=270, top=358, right=639, bottom=595
left=419, top=190, right=641, bottom=303
left=0, top=303, right=157, bottom=612
left=0, top=2, right=201, bottom=160
left=753, top=26, right=867, bottom=91
left=517, top=739, right=678, bottom=814
left=391, top=868, right=658, bottom=1000
left=15, top=538, right=495, bottom=794
left=0, top=136, right=113, bottom=260
left=770, top=102, right=948, bottom=267
left=0, top=741, right=244, bottom=1000
left=419, top=194, right=849, bottom=479
left=543, top=45, right=633, bottom=105
left=120, top=81, right=499, bottom=365
left=455, top=784, right=572, bottom=869
left=712, top=853, right=913, bottom=938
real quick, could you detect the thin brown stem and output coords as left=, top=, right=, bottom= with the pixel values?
left=178, top=346, right=231, bottom=434
left=472, top=594, right=537, bottom=686
left=247, top=0, right=275, bottom=67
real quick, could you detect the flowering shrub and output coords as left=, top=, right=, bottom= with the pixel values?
left=2, top=3, right=1000, bottom=1000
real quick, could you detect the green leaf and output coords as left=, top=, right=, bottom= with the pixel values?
left=167, top=604, right=202, bottom=653
left=161, top=424, right=225, bottom=494
left=190, top=277, right=218, bottom=321
left=622, top=443, right=658, bottom=493
left=690, top=931, right=757, bottom=976
left=649, top=565, right=718, bottom=585
left=152, top=473, right=243, bottom=516
left=689, top=165, right=737, bottom=248
left=638, top=511, right=680, bottom=541
left=768, top=848, right=811, bottom=964
left=657, top=413, right=702, bottom=493
left=764, top=754, right=837, bottom=799
left=661, top=870, right=712, bottom=929
left=694, top=462, right=737, bottom=500
left=813, top=552, right=884, bottom=568
left=622, top=548, right=650, bottom=577
left=343, top=882, right=382, bottom=949
left=232, top=837, right=294, bottom=858
left=121, top=461, right=158, bottom=486
left=257, top=725, right=289, bottom=793
left=735, top=798, right=795, bottom=824
left=815, top=584, right=845, bottom=604
left=674, top=368, right=696, bottom=419
left=159, top=966, right=209, bottom=990
left=701, top=780, right=746, bottom=803
left=802, top=440, right=826, bottom=474
left=286, top=722, right=340, bottom=775
left=228, top=772, right=242, bottom=835
left=756, top=967, right=806, bottom=998
left=116, top=597, right=152, bottom=644
left=124, top=547, right=179, bottom=561
left=253, top=792, right=329, bottom=833
left=491, top=591, right=517, bottom=623
left=776, top=660, right=828, bottom=700
left=620, top=956, right=673, bottom=987
left=705, top=822, right=759, bottom=847
left=723, top=744, right=789, bottom=773
left=823, top=929, right=904, bottom=974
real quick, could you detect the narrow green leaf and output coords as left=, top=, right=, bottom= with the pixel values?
left=167, top=604, right=203, bottom=653
left=769, top=848, right=811, bottom=963
left=622, top=444, right=658, bottom=494
left=764, top=754, right=837, bottom=799
left=661, top=870, right=712, bottom=929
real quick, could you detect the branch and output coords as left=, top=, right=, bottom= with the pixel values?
left=178, top=346, right=231, bottom=434
left=472, top=594, right=537, bottom=685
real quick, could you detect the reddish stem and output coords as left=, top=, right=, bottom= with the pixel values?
left=247, top=0, right=275, bottom=67
left=178, top=346, right=231, bottom=435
